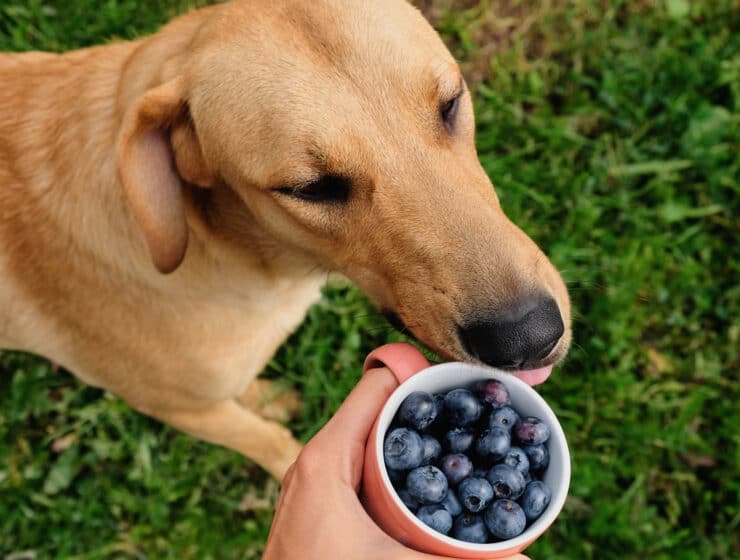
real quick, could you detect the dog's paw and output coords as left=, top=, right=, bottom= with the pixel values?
left=238, top=379, right=303, bottom=423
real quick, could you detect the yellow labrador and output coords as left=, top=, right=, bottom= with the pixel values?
left=0, top=0, right=571, bottom=480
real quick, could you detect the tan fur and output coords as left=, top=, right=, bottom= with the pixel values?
left=0, top=0, right=570, bottom=481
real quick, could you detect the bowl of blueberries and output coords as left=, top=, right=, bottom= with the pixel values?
left=361, top=343, right=570, bottom=559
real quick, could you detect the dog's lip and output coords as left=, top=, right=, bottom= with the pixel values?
left=513, top=364, right=554, bottom=386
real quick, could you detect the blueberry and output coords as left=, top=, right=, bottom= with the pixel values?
left=475, top=427, right=511, bottom=465
left=519, top=480, right=552, bottom=521
left=484, top=499, right=527, bottom=540
left=514, top=416, right=551, bottom=445
left=440, top=488, right=463, bottom=516
left=407, top=465, right=449, bottom=504
left=398, top=391, right=438, bottom=431
left=458, top=477, right=494, bottom=513
left=489, top=406, right=520, bottom=431
left=421, top=435, right=442, bottom=465
left=444, top=389, right=482, bottom=426
left=523, top=443, right=550, bottom=472
left=452, top=513, right=489, bottom=544
left=486, top=464, right=526, bottom=500
left=443, top=427, right=475, bottom=453
left=384, top=428, right=424, bottom=471
left=503, top=447, right=530, bottom=475
left=475, top=379, right=511, bottom=408
left=440, top=453, right=474, bottom=486
left=416, top=504, right=453, bottom=535
left=397, top=488, right=420, bottom=512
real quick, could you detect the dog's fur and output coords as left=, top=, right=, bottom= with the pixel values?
left=0, top=0, right=570, bottom=480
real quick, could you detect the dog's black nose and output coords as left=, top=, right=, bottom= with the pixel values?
left=459, top=295, right=564, bottom=369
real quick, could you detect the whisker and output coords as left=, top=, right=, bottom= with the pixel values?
left=569, top=341, right=590, bottom=358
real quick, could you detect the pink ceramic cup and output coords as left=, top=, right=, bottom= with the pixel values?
left=361, top=343, right=570, bottom=559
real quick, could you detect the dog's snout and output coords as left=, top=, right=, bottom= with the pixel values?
left=459, top=295, right=564, bottom=369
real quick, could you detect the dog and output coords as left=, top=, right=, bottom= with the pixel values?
left=0, top=0, right=571, bottom=481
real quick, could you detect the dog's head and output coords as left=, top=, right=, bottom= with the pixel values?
left=117, top=0, right=571, bottom=374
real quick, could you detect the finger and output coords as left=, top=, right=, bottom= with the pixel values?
left=316, top=366, right=398, bottom=449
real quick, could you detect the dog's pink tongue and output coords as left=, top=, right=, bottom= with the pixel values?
left=514, top=365, right=554, bottom=387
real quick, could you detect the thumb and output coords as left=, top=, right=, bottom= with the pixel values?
left=316, top=366, right=399, bottom=449
left=296, top=367, right=398, bottom=490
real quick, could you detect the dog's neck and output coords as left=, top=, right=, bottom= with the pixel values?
left=0, top=29, right=326, bottom=363
left=0, top=43, right=141, bottom=270
left=1, top=29, right=324, bottom=293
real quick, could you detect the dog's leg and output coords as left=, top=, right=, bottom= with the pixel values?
left=236, top=379, right=303, bottom=423
left=155, top=400, right=303, bottom=481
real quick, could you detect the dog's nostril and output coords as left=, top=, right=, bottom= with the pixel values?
left=536, top=337, right=559, bottom=361
left=459, top=295, right=563, bottom=369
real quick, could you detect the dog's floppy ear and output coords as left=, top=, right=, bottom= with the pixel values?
left=117, top=77, right=213, bottom=274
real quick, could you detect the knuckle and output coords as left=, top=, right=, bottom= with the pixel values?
left=293, top=443, right=325, bottom=479
left=281, top=462, right=297, bottom=487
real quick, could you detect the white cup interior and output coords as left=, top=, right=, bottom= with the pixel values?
left=374, top=362, right=571, bottom=553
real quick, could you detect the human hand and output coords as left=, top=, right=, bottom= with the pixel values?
left=263, top=366, right=530, bottom=560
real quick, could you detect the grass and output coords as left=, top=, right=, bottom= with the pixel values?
left=1, top=0, right=738, bottom=558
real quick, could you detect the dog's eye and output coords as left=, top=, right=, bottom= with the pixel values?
left=440, top=93, right=461, bottom=131
left=276, top=174, right=351, bottom=203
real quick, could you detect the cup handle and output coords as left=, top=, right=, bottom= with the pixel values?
left=363, top=342, right=431, bottom=384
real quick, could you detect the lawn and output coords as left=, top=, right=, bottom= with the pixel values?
left=1, top=1, right=738, bottom=558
